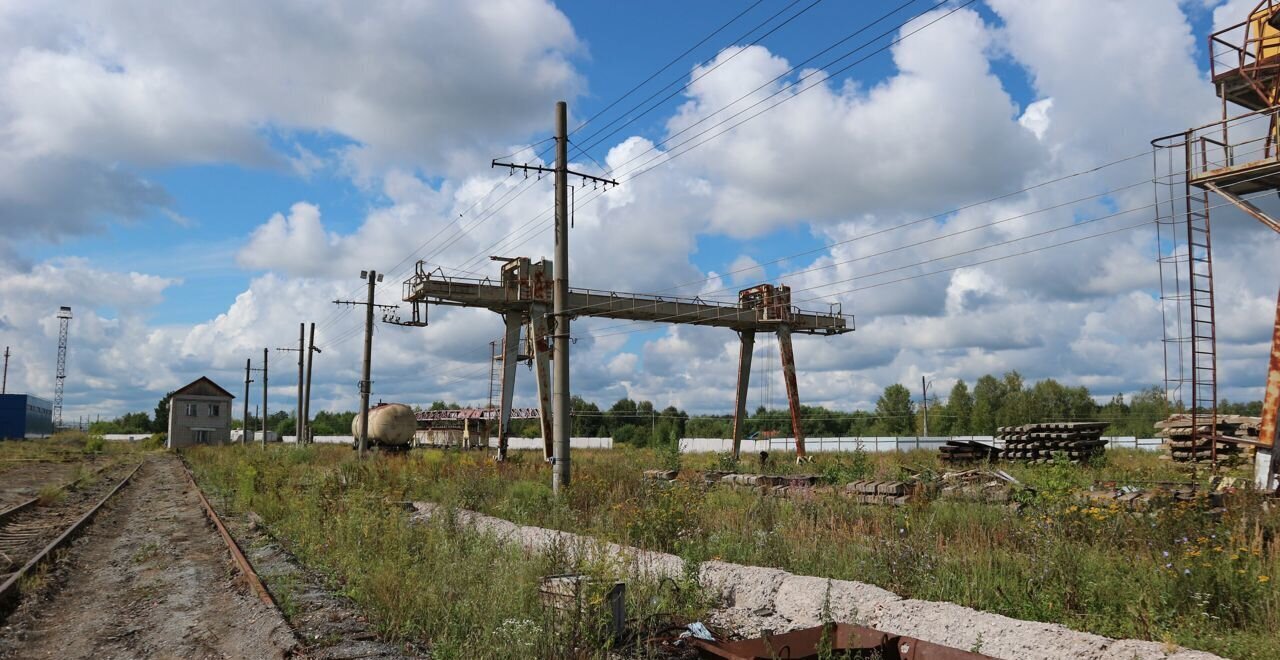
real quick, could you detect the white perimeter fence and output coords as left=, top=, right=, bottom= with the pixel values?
left=103, top=432, right=1161, bottom=454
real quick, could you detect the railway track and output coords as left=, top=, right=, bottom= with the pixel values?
left=0, top=461, right=142, bottom=621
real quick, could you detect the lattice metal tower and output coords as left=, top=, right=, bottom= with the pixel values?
left=1153, top=0, right=1280, bottom=466
left=53, top=306, right=72, bottom=428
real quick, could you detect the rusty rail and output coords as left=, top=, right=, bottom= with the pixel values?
left=0, top=461, right=142, bottom=621
left=0, top=497, right=39, bottom=525
left=179, top=462, right=277, bottom=608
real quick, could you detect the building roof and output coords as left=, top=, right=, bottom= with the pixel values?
left=171, top=376, right=235, bottom=400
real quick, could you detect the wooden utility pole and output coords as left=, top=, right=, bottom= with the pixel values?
left=243, top=358, right=253, bottom=443
left=2, top=346, right=9, bottom=395
left=490, top=101, right=615, bottom=493
left=262, top=348, right=268, bottom=448
left=303, top=322, right=318, bottom=444
left=333, top=271, right=395, bottom=459
left=359, top=272, right=375, bottom=459
left=921, top=376, right=929, bottom=438
left=276, top=323, right=305, bottom=443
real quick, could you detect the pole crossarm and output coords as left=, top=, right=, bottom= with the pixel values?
left=402, top=257, right=852, bottom=335
left=417, top=408, right=540, bottom=421
left=492, top=159, right=618, bottom=188
left=333, top=299, right=399, bottom=311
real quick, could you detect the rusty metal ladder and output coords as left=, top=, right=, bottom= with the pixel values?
left=1186, top=189, right=1221, bottom=460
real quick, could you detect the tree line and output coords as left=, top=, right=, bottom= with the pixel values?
left=89, top=371, right=1262, bottom=443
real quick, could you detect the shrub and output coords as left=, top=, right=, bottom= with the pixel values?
left=83, top=434, right=105, bottom=453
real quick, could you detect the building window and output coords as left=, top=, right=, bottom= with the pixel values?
left=185, top=403, right=198, bottom=417
left=208, top=403, right=220, bottom=417
left=194, top=430, right=210, bottom=444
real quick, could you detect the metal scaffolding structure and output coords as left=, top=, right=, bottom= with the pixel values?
left=401, top=256, right=853, bottom=461
left=53, top=306, right=71, bottom=428
left=1154, top=0, right=1280, bottom=481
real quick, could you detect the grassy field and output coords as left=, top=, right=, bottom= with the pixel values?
left=185, top=444, right=708, bottom=658
left=185, top=443, right=1279, bottom=659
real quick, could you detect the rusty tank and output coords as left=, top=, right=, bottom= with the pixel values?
left=351, top=403, right=417, bottom=449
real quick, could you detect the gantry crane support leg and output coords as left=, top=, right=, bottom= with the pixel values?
left=497, top=312, right=521, bottom=461
left=1260, top=287, right=1280, bottom=491
left=731, top=330, right=755, bottom=460
left=776, top=324, right=807, bottom=460
left=530, top=304, right=555, bottom=461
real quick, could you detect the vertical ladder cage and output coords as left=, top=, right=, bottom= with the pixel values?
left=1153, top=133, right=1221, bottom=461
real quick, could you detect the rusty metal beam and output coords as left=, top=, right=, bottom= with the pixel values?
left=530, top=304, right=554, bottom=460
left=1263, top=286, right=1280, bottom=451
left=776, top=324, right=807, bottom=460
left=496, top=313, right=521, bottom=461
left=731, top=330, right=755, bottom=460
left=1204, top=182, right=1280, bottom=233
left=404, top=258, right=851, bottom=336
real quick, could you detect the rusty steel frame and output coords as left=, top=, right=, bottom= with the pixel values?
left=688, top=622, right=994, bottom=660
left=404, top=257, right=852, bottom=460
left=1155, top=2, right=1280, bottom=468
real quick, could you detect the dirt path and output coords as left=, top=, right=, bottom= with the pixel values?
left=0, top=453, right=297, bottom=659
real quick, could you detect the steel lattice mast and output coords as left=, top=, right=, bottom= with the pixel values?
left=54, top=306, right=71, bottom=428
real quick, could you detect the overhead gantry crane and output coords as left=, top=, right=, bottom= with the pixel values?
left=398, top=256, right=852, bottom=461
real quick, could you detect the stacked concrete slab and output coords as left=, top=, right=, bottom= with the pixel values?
left=1155, top=414, right=1259, bottom=463
left=999, top=422, right=1109, bottom=463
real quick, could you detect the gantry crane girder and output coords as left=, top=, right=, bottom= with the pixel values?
left=402, top=257, right=853, bottom=461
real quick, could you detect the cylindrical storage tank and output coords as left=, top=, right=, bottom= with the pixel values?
left=351, top=403, right=417, bottom=448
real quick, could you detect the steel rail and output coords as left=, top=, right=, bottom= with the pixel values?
left=179, top=462, right=277, bottom=609
left=0, top=497, right=39, bottom=526
left=0, top=461, right=142, bottom=621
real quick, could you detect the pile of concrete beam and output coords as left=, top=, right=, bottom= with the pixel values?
left=938, top=439, right=1001, bottom=465
left=998, top=421, right=1109, bottom=463
left=842, top=480, right=910, bottom=506
left=1155, top=414, right=1259, bottom=463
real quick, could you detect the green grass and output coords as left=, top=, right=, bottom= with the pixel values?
left=185, top=444, right=1278, bottom=659
left=185, top=444, right=708, bottom=658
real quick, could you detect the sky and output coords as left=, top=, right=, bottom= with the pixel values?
left=1, top=0, right=1277, bottom=422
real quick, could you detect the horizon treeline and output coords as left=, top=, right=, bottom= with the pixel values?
left=88, top=371, right=1263, bottom=444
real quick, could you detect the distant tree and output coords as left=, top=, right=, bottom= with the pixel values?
left=570, top=395, right=602, bottom=437
left=152, top=391, right=175, bottom=432
left=944, top=380, right=973, bottom=435
left=873, top=384, right=915, bottom=435
left=995, top=371, right=1029, bottom=427
left=970, top=375, right=1003, bottom=434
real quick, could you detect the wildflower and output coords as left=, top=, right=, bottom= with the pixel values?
left=1184, top=568, right=1191, bottom=575
left=1162, top=551, right=1170, bottom=557
left=1260, top=575, right=1272, bottom=584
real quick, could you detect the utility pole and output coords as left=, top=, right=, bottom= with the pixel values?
left=333, top=271, right=395, bottom=459
left=2, top=346, right=9, bottom=395
left=490, top=101, right=616, bottom=493
left=243, top=358, right=253, bottom=443
left=921, top=376, right=929, bottom=438
left=276, top=323, right=304, bottom=443
left=303, top=323, right=319, bottom=444
left=262, top=348, right=269, bottom=448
